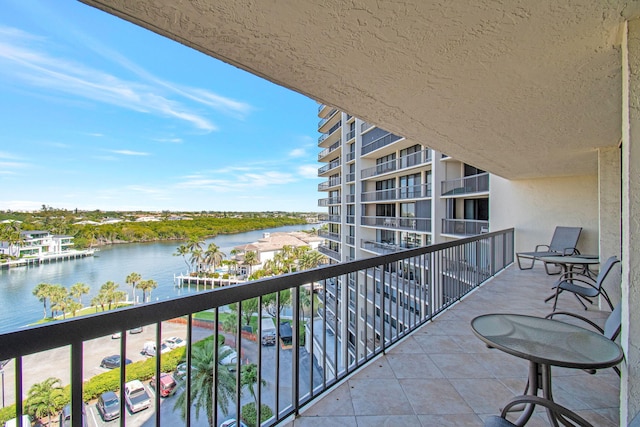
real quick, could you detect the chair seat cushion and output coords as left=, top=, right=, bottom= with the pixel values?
left=558, top=281, right=598, bottom=298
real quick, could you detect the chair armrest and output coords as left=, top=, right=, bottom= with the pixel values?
left=552, top=272, right=596, bottom=286
left=545, top=311, right=605, bottom=334
left=563, top=247, right=580, bottom=255
left=534, top=244, right=551, bottom=252
left=558, top=276, right=600, bottom=291
left=500, top=395, right=594, bottom=427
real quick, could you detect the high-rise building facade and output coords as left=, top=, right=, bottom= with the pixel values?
left=316, top=105, right=490, bottom=364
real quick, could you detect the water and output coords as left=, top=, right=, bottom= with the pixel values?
left=0, top=224, right=317, bottom=333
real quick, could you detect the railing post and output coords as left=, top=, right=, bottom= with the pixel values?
left=292, top=286, right=300, bottom=416
left=71, top=342, right=83, bottom=427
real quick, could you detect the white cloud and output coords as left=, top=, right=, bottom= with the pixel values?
left=109, top=150, right=150, bottom=156
left=289, top=148, right=306, bottom=157
left=297, top=165, right=319, bottom=179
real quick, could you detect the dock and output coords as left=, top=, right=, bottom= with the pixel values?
left=174, top=273, right=245, bottom=289
left=0, top=249, right=96, bottom=269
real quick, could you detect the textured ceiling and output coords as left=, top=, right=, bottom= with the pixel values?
left=79, top=0, right=640, bottom=179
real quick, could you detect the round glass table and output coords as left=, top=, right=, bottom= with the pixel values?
left=471, top=313, right=623, bottom=425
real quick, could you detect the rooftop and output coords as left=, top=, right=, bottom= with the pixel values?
left=285, top=264, right=620, bottom=426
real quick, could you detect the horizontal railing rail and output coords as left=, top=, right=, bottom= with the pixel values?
left=0, top=229, right=514, bottom=427
left=441, top=172, right=489, bottom=196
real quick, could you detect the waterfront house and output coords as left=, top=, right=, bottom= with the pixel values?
left=0, top=230, right=74, bottom=258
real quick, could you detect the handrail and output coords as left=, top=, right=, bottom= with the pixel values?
left=0, top=229, right=514, bottom=427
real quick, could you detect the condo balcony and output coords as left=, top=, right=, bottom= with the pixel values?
left=317, top=108, right=339, bottom=131
left=442, top=218, right=490, bottom=236
left=345, top=151, right=356, bottom=162
left=345, top=129, right=356, bottom=141
left=3, top=230, right=616, bottom=427
left=441, top=172, right=490, bottom=197
left=361, top=133, right=404, bottom=156
left=317, top=243, right=341, bottom=261
left=318, top=141, right=341, bottom=161
left=318, top=230, right=341, bottom=242
left=361, top=184, right=432, bottom=203
left=317, top=196, right=341, bottom=207
left=318, top=214, right=341, bottom=223
left=317, top=178, right=341, bottom=191
left=318, top=123, right=342, bottom=147
left=317, top=159, right=341, bottom=176
left=361, top=216, right=432, bottom=233
left=360, top=149, right=433, bottom=179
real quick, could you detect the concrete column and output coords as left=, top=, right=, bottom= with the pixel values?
left=598, top=147, right=622, bottom=305
left=621, top=19, right=640, bottom=425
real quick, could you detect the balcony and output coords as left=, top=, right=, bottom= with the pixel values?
left=317, top=196, right=341, bottom=207
left=361, top=133, right=403, bottom=156
left=441, top=172, right=490, bottom=197
left=442, top=218, right=489, bottom=236
left=361, top=185, right=431, bottom=203
left=287, top=261, right=619, bottom=426
left=317, top=159, right=341, bottom=176
left=360, top=149, right=432, bottom=179
left=317, top=108, right=339, bottom=131
left=317, top=244, right=341, bottom=261
left=318, top=141, right=341, bottom=161
left=1, top=229, right=619, bottom=427
left=318, top=230, right=341, bottom=242
left=318, top=214, right=340, bottom=223
left=361, top=216, right=431, bottom=233
left=317, top=178, right=341, bottom=191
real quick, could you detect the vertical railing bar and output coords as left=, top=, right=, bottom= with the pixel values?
left=275, top=292, right=281, bottom=418
left=354, top=272, right=359, bottom=369
left=154, top=322, right=162, bottom=427
left=185, top=314, right=193, bottom=427
left=119, top=329, right=126, bottom=427
left=213, top=308, right=219, bottom=427
left=15, top=357, right=22, bottom=427
left=332, top=277, right=338, bottom=380
left=292, top=286, right=300, bottom=415
left=71, top=341, right=83, bottom=427
left=308, top=283, right=315, bottom=397
left=257, top=296, right=263, bottom=427
left=235, top=300, right=242, bottom=424
left=321, top=278, right=327, bottom=389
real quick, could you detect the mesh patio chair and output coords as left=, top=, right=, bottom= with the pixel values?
left=516, top=226, right=582, bottom=274
left=546, top=303, right=622, bottom=376
left=484, top=395, right=593, bottom=427
left=550, top=256, right=619, bottom=312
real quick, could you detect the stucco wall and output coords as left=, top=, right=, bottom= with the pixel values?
left=490, top=174, right=599, bottom=255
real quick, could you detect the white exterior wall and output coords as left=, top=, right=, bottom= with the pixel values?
left=489, top=174, right=599, bottom=256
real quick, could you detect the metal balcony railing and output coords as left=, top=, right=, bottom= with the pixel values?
left=317, top=159, right=341, bottom=175
left=317, top=108, right=338, bottom=129
left=318, top=230, right=341, bottom=242
left=318, top=214, right=341, bottom=223
left=318, top=178, right=341, bottom=191
left=360, top=149, right=432, bottom=179
left=360, top=184, right=431, bottom=202
left=442, top=218, right=490, bottom=236
left=345, top=151, right=356, bottom=162
left=361, top=216, right=431, bottom=232
left=318, top=141, right=341, bottom=161
left=317, top=244, right=341, bottom=261
left=441, top=172, right=490, bottom=196
left=361, top=133, right=403, bottom=156
left=0, top=230, right=513, bottom=427
left=345, top=130, right=356, bottom=141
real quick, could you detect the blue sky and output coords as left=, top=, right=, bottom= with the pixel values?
left=0, top=1, right=322, bottom=212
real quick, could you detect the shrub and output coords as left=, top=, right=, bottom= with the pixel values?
left=241, top=403, right=274, bottom=427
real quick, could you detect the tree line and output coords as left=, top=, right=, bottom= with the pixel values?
left=31, top=272, right=156, bottom=320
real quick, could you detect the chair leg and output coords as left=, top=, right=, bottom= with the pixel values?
left=543, top=262, right=562, bottom=275
left=552, top=286, right=561, bottom=311
left=517, top=255, right=535, bottom=270
left=574, top=294, right=589, bottom=310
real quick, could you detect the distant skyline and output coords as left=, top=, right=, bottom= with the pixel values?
left=0, top=1, right=322, bottom=212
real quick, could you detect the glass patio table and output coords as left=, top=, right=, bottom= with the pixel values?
left=471, top=313, right=623, bottom=426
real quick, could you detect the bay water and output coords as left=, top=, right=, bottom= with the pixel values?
left=0, top=224, right=316, bottom=333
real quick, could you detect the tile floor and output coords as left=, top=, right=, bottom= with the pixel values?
left=283, top=264, right=621, bottom=426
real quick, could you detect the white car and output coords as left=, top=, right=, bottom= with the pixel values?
left=165, top=336, right=186, bottom=349
left=124, top=380, right=151, bottom=413
left=219, top=345, right=238, bottom=369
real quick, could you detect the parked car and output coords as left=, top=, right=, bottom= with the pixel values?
left=4, top=415, right=30, bottom=427
left=219, top=345, right=239, bottom=370
left=174, top=362, right=187, bottom=381
left=96, top=391, right=120, bottom=422
left=142, top=341, right=171, bottom=356
left=111, top=332, right=121, bottom=339
left=129, top=326, right=143, bottom=334
left=219, top=419, right=248, bottom=427
left=59, top=402, right=88, bottom=427
left=164, top=336, right=186, bottom=349
left=149, top=373, right=177, bottom=397
left=124, top=380, right=151, bottom=413
left=100, top=355, right=132, bottom=369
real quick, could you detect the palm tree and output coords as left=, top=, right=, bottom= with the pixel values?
left=190, top=248, right=204, bottom=273
left=48, top=285, right=68, bottom=318
left=98, top=281, right=126, bottom=310
left=32, top=282, right=53, bottom=319
left=173, top=340, right=237, bottom=426
left=125, top=272, right=142, bottom=304
left=138, top=279, right=158, bottom=302
left=204, top=243, right=226, bottom=272
left=241, top=363, right=266, bottom=406
left=26, top=377, right=65, bottom=426
left=69, top=282, right=89, bottom=305
left=173, top=244, right=191, bottom=272
left=243, top=251, right=259, bottom=277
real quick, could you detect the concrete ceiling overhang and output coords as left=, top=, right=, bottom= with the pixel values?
left=79, top=0, right=640, bottom=180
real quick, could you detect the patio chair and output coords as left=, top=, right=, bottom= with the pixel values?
left=546, top=303, right=622, bottom=376
left=516, top=226, right=582, bottom=274
left=550, top=256, right=619, bottom=312
left=484, top=395, right=593, bottom=427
